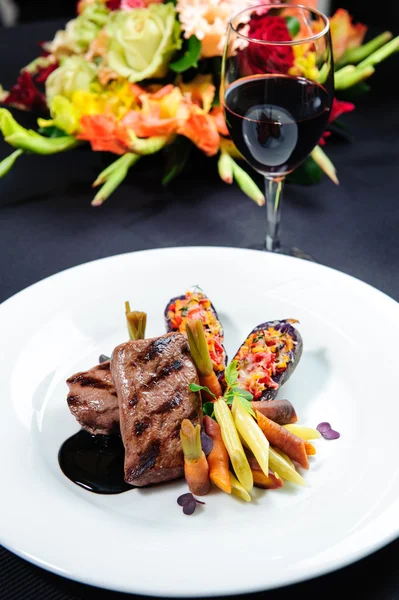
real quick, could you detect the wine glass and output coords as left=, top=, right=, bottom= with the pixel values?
left=221, top=3, right=334, bottom=256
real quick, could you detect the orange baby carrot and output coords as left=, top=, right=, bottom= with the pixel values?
left=199, top=371, right=223, bottom=400
left=256, top=411, right=309, bottom=469
left=204, top=415, right=231, bottom=494
left=186, top=320, right=222, bottom=399
left=247, top=456, right=284, bottom=490
left=304, top=441, right=316, bottom=456
left=180, top=419, right=210, bottom=496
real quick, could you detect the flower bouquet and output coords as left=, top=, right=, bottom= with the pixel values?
left=0, top=0, right=398, bottom=206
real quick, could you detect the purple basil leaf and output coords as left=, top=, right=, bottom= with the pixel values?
left=182, top=500, right=197, bottom=515
left=177, top=493, right=205, bottom=515
left=201, top=430, right=214, bottom=456
left=317, top=422, right=331, bottom=433
left=177, top=493, right=194, bottom=507
left=322, top=428, right=340, bottom=440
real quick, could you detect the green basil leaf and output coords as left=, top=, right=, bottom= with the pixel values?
left=202, top=402, right=215, bottom=417
left=224, top=360, right=239, bottom=388
left=233, top=388, right=253, bottom=402
left=189, top=382, right=216, bottom=400
left=236, top=395, right=256, bottom=418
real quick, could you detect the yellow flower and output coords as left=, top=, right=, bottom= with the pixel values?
left=72, top=81, right=137, bottom=120
left=289, top=45, right=319, bottom=80
left=38, top=81, right=139, bottom=135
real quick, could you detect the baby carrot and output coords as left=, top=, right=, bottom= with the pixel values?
left=256, top=411, right=309, bottom=469
left=204, top=415, right=231, bottom=494
left=180, top=419, right=210, bottom=496
left=304, top=441, right=316, bottom=455
left=186, top=319, right=222, bottom=399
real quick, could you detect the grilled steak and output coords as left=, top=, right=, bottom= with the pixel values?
left=66, top=362, right=119, bottom=435
left=111, top=332, right=202, bottom=487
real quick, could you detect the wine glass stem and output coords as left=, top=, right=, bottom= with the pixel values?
left=264, top=176, right=285, bottom=252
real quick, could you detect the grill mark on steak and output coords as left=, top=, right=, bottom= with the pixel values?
left=186, top=408, right=200, bottom=423
left=66, top=373, right=114, bottom=392
left=66, top=361, right=119, bottom=436
left=134, top=419, right=150, bottom=436
left=143, top=336, right=174, bottom=361
left=145, top=359, right=183, bottom=389
left=127, top=441, right=160, bottom=480
left=153, top=391, right=183, bottom=414
left=129, top=394, right=138, bottom=408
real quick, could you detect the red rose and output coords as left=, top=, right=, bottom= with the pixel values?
left=106, top=0, right=121, bottom=9
left=3, top=71, right=47, bottom=113
left=239, top=15, right=294, bottom=75
left=36, top=62, right=59, bottom=84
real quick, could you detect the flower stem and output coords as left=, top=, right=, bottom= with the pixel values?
left=334, top=65, right=375, bottom=90
left=217, top=151, right=233, bottom=184
left=311, top=146, right=338, bottom=185
left=93, top=153, right=137, bottom=187
left=357, top=35, right=399, bottom=68
left=0, top=149, right=23, bottom=178
left=92, top=153, right=139, bottom=206
left=5, top=132, right=79, bottom=154
left=229, top=156, right=265, bottom=205
left=337, top=31, right=393, bottom=67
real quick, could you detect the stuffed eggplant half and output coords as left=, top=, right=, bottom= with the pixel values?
left=165, top=289, right=227, bottom=379
left=233, top=319, right=303, bottom=401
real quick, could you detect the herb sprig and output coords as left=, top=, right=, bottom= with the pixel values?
left=190, top=360, right=255, bottom=417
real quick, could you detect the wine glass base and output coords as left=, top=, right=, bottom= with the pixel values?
left=247, top=243, right=316, bottom=262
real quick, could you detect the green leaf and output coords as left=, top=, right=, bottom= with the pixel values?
left=224, top=360, right=239, bottom=388
left=286, top=156, right=323, bottom=186
left=235, top=395, right=255, bottom=418
left=162, top=136, right=192, bottom=186
left=285, top=16, right=300, bottom=37
left=202, top=402, right=215, bottom=417
left=170, top=36, right=202, bottom=73
left=37, top=125, right=68, bottom=138
left=224, top=391, right=234, bottom=405
left=189, top=383, right=216, bottom=400
left=233, top=388, right=253, bottom=402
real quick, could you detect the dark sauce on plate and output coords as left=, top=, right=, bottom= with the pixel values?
left=59, top=429, right=133, bottom=494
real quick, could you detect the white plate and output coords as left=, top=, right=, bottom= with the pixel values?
left=0, top=246, right=398, bottom=597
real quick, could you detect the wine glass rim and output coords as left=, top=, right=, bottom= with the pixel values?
left=229, top=3, right=330, bottom=46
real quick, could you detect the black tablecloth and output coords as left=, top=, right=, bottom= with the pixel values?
left=1, top=19, right=399, bottom=600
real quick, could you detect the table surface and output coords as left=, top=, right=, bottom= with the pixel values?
left=1, top=19, right=399, bottom=600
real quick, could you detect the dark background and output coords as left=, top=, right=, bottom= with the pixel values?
left=2, top=0, right=399, bottom=31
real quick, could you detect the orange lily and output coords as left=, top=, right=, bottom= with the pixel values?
left=77, top=114, right=131, bottom=155
left=179, top=75, right=215, bottom=113
left=329, top=9, right=367, bottom=61
left=122, top=84, right=189, bottom=137
left=210, top=106, right=229, bottom=137
left=178, top=104, right=220, bottom=157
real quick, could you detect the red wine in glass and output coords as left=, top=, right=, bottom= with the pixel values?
left=221, top=4, right=334, bottom=256
left=224, top=74, right=330, bottom=176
